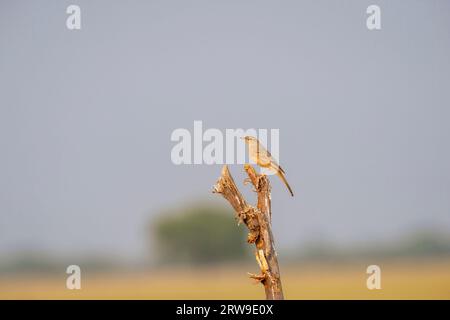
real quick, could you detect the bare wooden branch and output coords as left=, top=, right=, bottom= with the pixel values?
left=213, top=164, right=284, bottom=300
left=213, top=165, right=260, bottom=245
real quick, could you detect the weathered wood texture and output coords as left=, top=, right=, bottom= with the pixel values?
left=213, top=165, right=284, bottom=300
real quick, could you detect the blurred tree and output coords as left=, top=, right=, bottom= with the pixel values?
left=400, top=230, right=450, bottom=256
left=152, top=204, right=249, bottom=265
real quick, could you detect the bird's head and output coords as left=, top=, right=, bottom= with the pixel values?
left=241, top=136, right=257, bottom=144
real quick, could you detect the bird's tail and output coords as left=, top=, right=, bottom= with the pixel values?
left=276, top=169, right=294, bottom=197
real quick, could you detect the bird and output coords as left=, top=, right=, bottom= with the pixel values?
left=242, top=136, right=294, bottom=196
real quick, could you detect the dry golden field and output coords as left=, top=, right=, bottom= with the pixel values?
left=1, top=259, right=449, bottom=299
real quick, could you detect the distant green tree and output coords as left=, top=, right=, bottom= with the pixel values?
left=152, top=204, right=249, bottom=265
left=401, top=231, right=450, bottom=256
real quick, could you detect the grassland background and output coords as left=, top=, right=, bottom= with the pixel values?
left=1, top=259, right=449, bottom=300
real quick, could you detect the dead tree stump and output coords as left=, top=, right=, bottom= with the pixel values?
left=213, top=164, right=284, bottom=300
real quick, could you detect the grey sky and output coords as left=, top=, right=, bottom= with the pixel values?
left=1, top=0, right=449, bottom=260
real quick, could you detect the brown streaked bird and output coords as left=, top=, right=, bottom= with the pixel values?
left=242, top=136, right=294, bottom=196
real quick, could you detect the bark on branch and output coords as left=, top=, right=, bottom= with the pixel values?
left=213, top=165, right=284, bottom=300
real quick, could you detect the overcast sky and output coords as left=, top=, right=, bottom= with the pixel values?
left=1, top=0, right=449, bottom=260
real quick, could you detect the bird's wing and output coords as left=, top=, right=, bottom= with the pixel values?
left=255, top=143, right=273, bottom=167
left=263, top=147, right=286, bottom=174
left=265, top=150, right=286, bottom=175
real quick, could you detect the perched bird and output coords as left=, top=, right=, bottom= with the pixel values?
left=242, top=136, right=294, bottom=196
